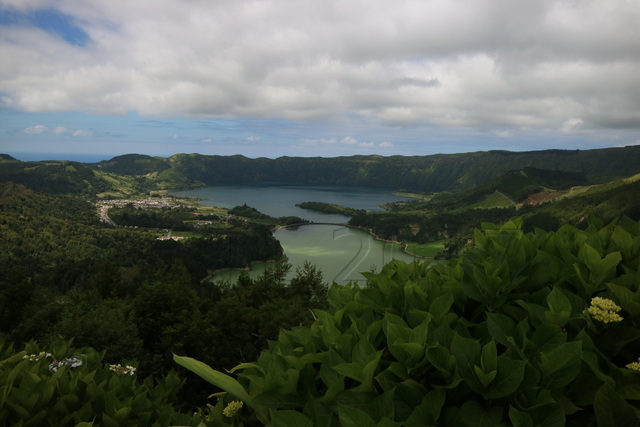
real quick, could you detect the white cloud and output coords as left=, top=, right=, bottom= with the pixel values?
left=246, top=135, right=261, bottom=142
left=1, top=0, right=638, bottom=142
left=200, top=137, right=213, bottom=143
left=23, top=124, right=93, bottom=137
left=496, top=130, right=513, bottom=138
left=24, top=125, right=49, bottom=134
left=300, top=138, right=337, bottom=146
left=72, top=129, right=93, bottom=137
left=340, top=137, right=358, bottom=145
left=560, top=118, right=585, bottom=134
left=300, top=136, right=387, bottom=149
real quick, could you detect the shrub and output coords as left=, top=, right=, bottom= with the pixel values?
left=0, top=340, right=202, bottom=426
left=176, top=217, right=640, bottom=426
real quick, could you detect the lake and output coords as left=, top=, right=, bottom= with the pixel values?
left=175, top=184, right=420, bottom=284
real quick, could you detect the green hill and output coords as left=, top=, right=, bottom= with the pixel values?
left=0, top=160, right=111, bottom=194
left=0, top=157, right=148, bottom=196
left=92, top=146, right=640, bottom=193
left=93, top=153, right=170, bottom=175
left=349, top=170, right=640, bottom=256
left=3, top=145, right=640, bottom=196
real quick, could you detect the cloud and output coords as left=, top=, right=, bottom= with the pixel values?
left=390, top=77, right=440, bottom=89
left=1, top=0, right=638, bottom=141
left=246, top=135, right=261, bottom=142
left=340, top=137, right=358, bottom=145
left=300, top=136, right=392, bottom=149
left=300, top=138, right=337, bottom=146
left=560, top=118, right=585, bottom=134
left=496, top=130, right=513, bottom=138
left=23, top=124, right=93, bottom=137
left=339, top=137, right=378, bottom=148
left=24, top=124, right=49, bottom=134
left=200, top=137, right=213, bottom=143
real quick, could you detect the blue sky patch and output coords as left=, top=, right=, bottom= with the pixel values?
left=0, top=6, right=90, bottom=46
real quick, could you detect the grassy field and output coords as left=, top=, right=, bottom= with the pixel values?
left=406, top=240, right=446, bottom=258
left=394, top=191, right=432, bottom=201
left=470, top=190, right=515, bottom=209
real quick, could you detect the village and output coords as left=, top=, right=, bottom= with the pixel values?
left=95, top=196, right=235, bottom=240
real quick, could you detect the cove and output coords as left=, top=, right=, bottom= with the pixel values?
left=174, top=184, right=419, bottom=285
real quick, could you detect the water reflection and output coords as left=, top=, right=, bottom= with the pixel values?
left=214, top=224, right=418, bottom=286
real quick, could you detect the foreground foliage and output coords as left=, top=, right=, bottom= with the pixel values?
left=176, top=217, right=640, bottom=426
left=0, top=340, right=201, bottom=427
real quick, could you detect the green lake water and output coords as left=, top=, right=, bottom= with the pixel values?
left=175, top=184, right=421, bottom=285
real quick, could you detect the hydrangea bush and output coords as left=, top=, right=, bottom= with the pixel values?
left=0, top=340, right=202, bottom=426
left=176, top=217, right=640, bottom=426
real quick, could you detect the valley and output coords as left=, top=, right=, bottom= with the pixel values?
left=2, top=147, right=640, bottom=424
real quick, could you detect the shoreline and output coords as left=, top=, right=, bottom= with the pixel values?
left=201, top=257, right=287, bottom=283
left=347, top=224, right=431, bottom=259
left=201, top=222, right=434, bottom=284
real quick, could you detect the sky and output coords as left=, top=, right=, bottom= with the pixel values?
left=0, top=0, right=639, bottom=161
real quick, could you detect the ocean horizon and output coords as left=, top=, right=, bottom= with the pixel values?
left=8, top=152, right=115, bottom=163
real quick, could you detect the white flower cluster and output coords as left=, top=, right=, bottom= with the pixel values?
left=223, top=401, right=243, bottom=418
left=626, top=358, right=640, bottom=372
left=22, top=352, right=52, bottom=361
left=108, top=363, right=137, bottom=376
left=49, top=355, right=86, bottom=372
left=587, top=297, right=623, bottom=324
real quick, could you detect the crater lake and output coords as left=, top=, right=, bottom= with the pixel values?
left=175, top=184, right=420, bottom=284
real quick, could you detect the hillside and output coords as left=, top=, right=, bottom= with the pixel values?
left=349, top=170, right=640, bottom=256
left=403, top=167, right=592, bottom=212
left=95, top=146, right=640, bottom=193
left=3, top=146, right=640, bottom=195
left=0, top=157, right=144, bottom=196
left=92, top=153, right=170, bottom=175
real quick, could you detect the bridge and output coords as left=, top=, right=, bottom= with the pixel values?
left=282, top=221, right=349, bottom=228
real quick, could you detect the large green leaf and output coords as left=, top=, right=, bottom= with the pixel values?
left=337, top=404, right=376, bottom=427
left=508, top=406, right=534, bottom=427
left=333, top=362, right=364, bottom=383
left=486, top=313, right=516, bottom=348
left=485, top=355, right=526, bottom=399
left=459, top=400, right=504, bottom=427
left=172, top=355, right=251, bottom=404
left=606, top=282, right=640, bottom=317
left=611, top=226, right=634, bottom=256
left=545, top=287, right=571, bottom=327
left=578, top=244, right=621, bottom=285
left=404, top=389, right=446, bottom=426
left=594, top=383, right=639, bottom=427
left=450, top=334, right=482, bottom=391
left=429, top=292, right=454, bottom=320
left=481, top=340, right=498, bottom=374
left=540, top=341, right=582, bottom=389
left=270, top=410, right=313, bottom=427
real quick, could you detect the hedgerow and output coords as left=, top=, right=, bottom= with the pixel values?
left=176, top=217, right=640, bottom=426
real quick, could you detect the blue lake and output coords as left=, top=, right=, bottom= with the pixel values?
left=175, top=184, right=420, bottom=285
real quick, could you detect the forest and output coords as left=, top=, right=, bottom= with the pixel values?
left=0, top=182, right=324, bottom=390
left=1, top=148, right=640, bottom=425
